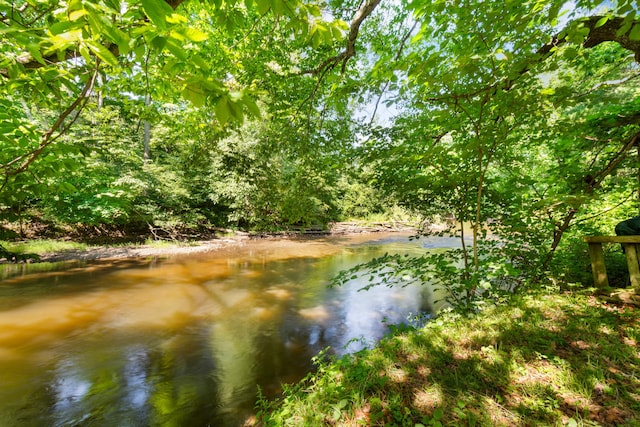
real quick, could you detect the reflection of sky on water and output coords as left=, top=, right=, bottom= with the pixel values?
left=53, top=363, right=91, bottom=411
left=421, top=235, right=473, bottom=248
left=0, top=233, right=455, bottom=426
left=336, top=279, right=423, bottom=354
left=348, top=233, right=472, bottom=250
left=123, top=346, right=151, bottom=409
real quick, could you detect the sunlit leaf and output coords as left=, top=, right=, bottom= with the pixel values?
left=166, top=13, right=188, bottom=24
left=86, top=41, right=118, bottom=66
left=594, top=16, right=609, bottom=28
left=183, top=27, right=208, bottom=42
left=68, top=9, right=86, bottom=21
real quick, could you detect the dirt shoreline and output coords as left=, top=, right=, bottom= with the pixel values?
left=37, top=237, right=246, bottom=263
left=30, top=222, right=418, bottom=263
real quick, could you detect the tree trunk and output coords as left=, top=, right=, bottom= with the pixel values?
left=143, top=94, right=151, bottom=162
left=637, top=142, right=640, bottom=214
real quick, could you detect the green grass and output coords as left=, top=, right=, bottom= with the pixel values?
left=1, top=238, right=202, bottom=256
left=1, top=239, right=90, bottom=255
left=258, top=291, right=640, bottom=426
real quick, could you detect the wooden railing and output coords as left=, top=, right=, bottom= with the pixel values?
left=583, top=236, right=640, bottom=289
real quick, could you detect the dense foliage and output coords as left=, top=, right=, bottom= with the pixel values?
left=0, top=0, right=382, bottom=235
left=2, top=0, right=640, bottom=299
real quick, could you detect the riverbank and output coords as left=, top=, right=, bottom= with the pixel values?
left=0, top=221, right=417, bottom=264
left=257, top=290, right=640, bottom=426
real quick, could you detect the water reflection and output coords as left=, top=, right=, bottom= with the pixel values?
left=0, top=233, right=451, bottom=426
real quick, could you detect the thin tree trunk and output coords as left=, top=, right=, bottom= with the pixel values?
left=143, top=94, right=151, bottom=162
left=637, top=142, right=640, bottom=214
left=459, top=209, right=469, bottom=277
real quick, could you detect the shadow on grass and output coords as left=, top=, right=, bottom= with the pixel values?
left=259, top=292, right=640, bottom=426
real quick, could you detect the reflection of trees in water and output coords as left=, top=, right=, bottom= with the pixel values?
left=2, top=332, right=224, bottom=427
left=146, top=332, right=220, bottom=427
left=209, top=319, right=261, bottom=423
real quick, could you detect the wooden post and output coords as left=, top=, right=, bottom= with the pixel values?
left=625, top=243, right=640, bottom=289
left=584, top=236, right=640, bottom=290
left=587, top=242, right=609, bottom=289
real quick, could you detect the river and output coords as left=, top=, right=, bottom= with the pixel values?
left=0, top=232, right=458, bottom=426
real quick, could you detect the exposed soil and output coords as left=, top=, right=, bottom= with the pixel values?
left=38, top=237, right=248, bottom=263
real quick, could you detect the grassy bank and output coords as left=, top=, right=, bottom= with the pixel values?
left=258, top=291, right=640, bottom=426
left=1, top=239, right=90, bottom=255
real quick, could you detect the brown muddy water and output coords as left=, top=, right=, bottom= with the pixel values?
left=0, top=233, right=459, bottom=426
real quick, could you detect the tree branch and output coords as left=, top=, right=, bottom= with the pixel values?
left=577, top=72, right=640, bottom=98
left=300, top=0, right=382, bottom=76
left=1, top=63, right=99, bottom=178
left=581, top=16, right=640, bottom=60
left=506, top=15, right=640, bottom=91
left=590, top=129, right=640, bottom=189
left=369, top=19, right=418, bottom=125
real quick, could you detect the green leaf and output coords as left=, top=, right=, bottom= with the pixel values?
left=133, top=43, right=147, bottom=61
left=630, top=24, right=640, bottom=41
left=330, top=24, right=344, bottom=41
left=48, top=21, right=81, bottom=36
left=151, top=35, right=167, bottom=50
left=85, top=8, right=128, bottom=49
left=594, top=16, right=609, bottom=28
left=255, top=0, right=270, bottom=15
left=103, top=0, right=122, bottom=12
left=141, top=0, right=175, bottom=31
left=190, top=54, right=210, bottom=72
left=86, top=41, right=118, bottom=66
left=242, top=95, right=261, bottom=117
left=616, top=20, right=633, bottom=37
left=162, top=58, right=184, bottom=76
left=47, top=29, right=83, bottom=52
left=271, top=0, right=284, bottom=16
left=67, top=0, right=83, bottom=13
left=79, top=44, right=92, bottom=63
left=59, top=182, right=78, bottom=192
left=182, top=84, right=206, bottom=107
left=26, top=44, right=45, bottom=65
left=215, top=96, right=231, bottom=125
left=165, top=39, right=188, bottom=61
